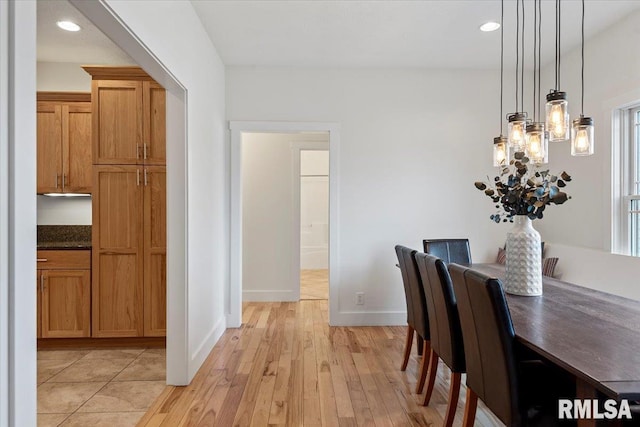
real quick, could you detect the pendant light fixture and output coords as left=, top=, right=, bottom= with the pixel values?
left=571, top=0, right=594, bottom=156
left=526, top=0, right=548, bottom=164
left=546, top=0, right=570, bottom=142
left=508, top=0, right=527, bottom=153
left=493, top=0, right=509, bottom=167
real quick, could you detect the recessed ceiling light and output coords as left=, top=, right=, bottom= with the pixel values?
left=480, top=22, right=500, bottom=32
left=56, top=20, right=81, bottom=32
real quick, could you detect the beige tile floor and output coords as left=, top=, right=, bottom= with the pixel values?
left=37, top=347, right=166, bottom=427
left=300, top=268, right=329, bottom=300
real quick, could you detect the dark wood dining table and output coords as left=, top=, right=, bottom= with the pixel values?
left=470, top=264, right=640, bottom=427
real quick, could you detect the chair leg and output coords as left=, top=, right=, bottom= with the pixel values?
left=421, top=349, right=439, bottom=405
left=401, top=326, right=414, bottom=371
left=417, top=335, right=424, bottom=356
left=415, top=340, right=431, bottom=393
left=443, top=372, right=462, bottom=427
left=462, top=387, right=478, bottom=427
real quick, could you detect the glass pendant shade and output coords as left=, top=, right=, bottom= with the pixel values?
left=571, top=116, right=594, bottom=156
left=545, top=91, right=569, bottom=141
left=507, top=113, right=527, bottom=152
left=525, top=122, right=548, bottom=164
left=493, top=136, right=509, bottom=167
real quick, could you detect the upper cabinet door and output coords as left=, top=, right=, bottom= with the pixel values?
left=143, top=81, right=166, bottom=165
left=37, top=102, right=63, bottom=193
left=92, top=80, right=143, bottom=165
left=63, top=102, right=92, bottom=193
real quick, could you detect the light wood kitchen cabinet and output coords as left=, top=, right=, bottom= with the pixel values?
left=37, top=250, right=91, bottom=338
left=84, top=67, right=166, bottom=165
left=37, top=93, right=92, bottom=194
left=92, top=165, right=166, bottom=337
left=87, top=66, right=166, bottom=338
left=143, top=166, right=166, bottom=336
left=92, top=165, right=144, bottom=337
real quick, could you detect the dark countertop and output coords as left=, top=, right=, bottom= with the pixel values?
left=37, top=225, right=91, bottom=250
left=37, top=241, right=91, bottom=250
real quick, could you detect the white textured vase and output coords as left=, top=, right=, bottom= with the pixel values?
left=505, top=215, right=542, bottom=296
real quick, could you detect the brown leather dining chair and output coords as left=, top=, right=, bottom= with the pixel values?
left=414, top=252, right=466, bottom=427
left=395, top=245, right=431, bottom=393
left=423, top=238, right=471, bottom=265
left=448, top=264, right=575, bottom=427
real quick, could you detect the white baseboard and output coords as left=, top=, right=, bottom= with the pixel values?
left=243, top=289, right=297, bottom=302
left=188, top=315, right=226, bottom=380
left=329, top=310, right=406, bottom=326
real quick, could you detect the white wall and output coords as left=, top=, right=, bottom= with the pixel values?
left=37, top=62, right=93, bottom=225
left=537, top=9, right=640, bottom=251
left=228, top=67, right=510, bottom=323
left=37, top=62, right=91, bottom=91
left=534, top=9, right=640, bottom=300
left=242, top=132, right=328, bottom=301
left=36, top=196, right=92, bottom=225
left=73, top=0, right=228, bottom=382
left=300, top=150, right=329, bottom=269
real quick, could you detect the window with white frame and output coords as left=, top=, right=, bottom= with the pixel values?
left=630, top=107, right=640, bottom=256
left=617, top=105, right=640, bottom=256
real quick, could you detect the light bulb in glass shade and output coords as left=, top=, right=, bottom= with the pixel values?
left=507, top=112, right=527, bottom=152
left=545, top=91, right=569, bottom=141
left=493, top=136, right=509, bottom=167
left=525, top=122, right=548, bottom=164
left=571, top=116, right=594, bottom=156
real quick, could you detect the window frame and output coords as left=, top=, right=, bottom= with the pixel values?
left=616, top=106, right=640, bottom=256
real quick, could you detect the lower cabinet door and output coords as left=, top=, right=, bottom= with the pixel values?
left=37, top=271, right=42, bottom=339
left=41, top=269, right=91, bottom=338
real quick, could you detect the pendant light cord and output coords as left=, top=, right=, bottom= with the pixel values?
left=500, top=0, right=504, bottom=133
left=558, top=0, right=562, bottom=89
left=538, top=0, right=542, bottom=120
left=554, top=0, right=559, bottom=91
left=515, top=0, right=520, bottom=112
left=533, top=0, right=537, bottom=122
left=521, top=0, right=525, bottom=113
left=581, top=0, right=585, bottom=115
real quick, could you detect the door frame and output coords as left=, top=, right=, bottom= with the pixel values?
left=229, top=121, right=341, bottom=327
left=67, top=0, right=189, bottom=386
left=291, top=142, right=329, bottom=301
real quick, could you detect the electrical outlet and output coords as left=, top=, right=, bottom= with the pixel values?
left=356, top=292, right=365, bottom=305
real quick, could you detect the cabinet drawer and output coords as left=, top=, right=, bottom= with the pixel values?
left=37, top=250, right=91, bottom=269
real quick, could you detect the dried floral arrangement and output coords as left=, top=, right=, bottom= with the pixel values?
left=474, top=152, right=572, bottom=223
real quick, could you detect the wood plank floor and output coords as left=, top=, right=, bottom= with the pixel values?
left=300, top=269, right=329, bottom=300
left=138, top=301, right=502, bottom=426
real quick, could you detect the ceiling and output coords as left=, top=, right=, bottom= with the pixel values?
left=36, top=0, right=640, bottom=69
left=190, top=0, right=640, bottom=69
left=37, top=0, right=134, bottom=64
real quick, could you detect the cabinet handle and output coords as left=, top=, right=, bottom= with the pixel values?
left=144, top=169, right=148, bottom=186
left=137, top=169, right=140, bottom=186
left=62, top=174, right=66, bottom=189
left=55, top=173, right=59, bottom=189
left=144, top=143, right=148, bottom=160
left=136, top=144, right=140, bottom=159
left=37, top=258, right=48, bottom=262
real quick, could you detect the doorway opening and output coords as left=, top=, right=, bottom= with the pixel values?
left=229, top=122, right=340, bottom=327
left=240, top=133, right=329, bottom=306
left=299, top=149, right=329, bottom=300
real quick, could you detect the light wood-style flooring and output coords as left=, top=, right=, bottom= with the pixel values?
left=300, top=269, right=329, bottom=300
left=138, top=301, right=500, bottom=426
